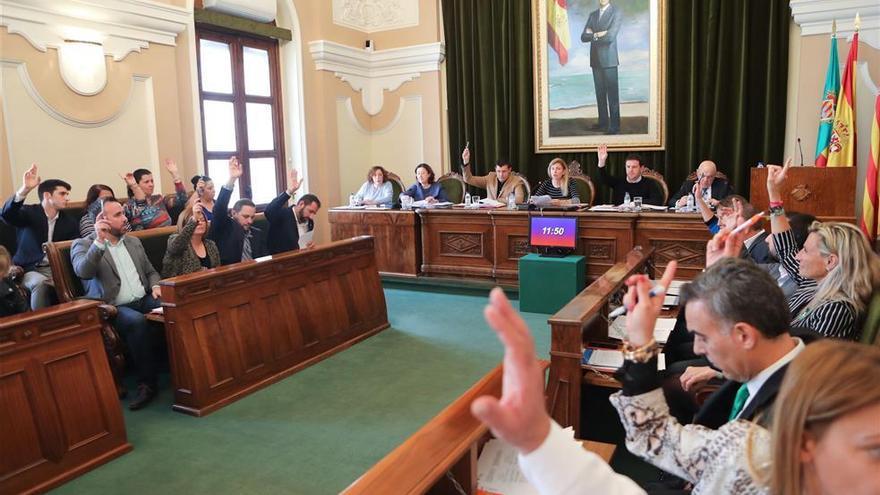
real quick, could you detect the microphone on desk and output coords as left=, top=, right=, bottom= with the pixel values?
left=797, top=138, right=804, bottom=167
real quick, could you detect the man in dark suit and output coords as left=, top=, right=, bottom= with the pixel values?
left=265, top=168, right=320, bottom=255
left=71, top=199, right=163, bottom=410
left=680, top=259, right=805, bottom=429
left=1, top=164, right=78, bottom=309
left=581, top=0, right=622, bottom=134
left=669, top=160, right=734, bottom=207
left=209, top=157, right=267, bottom=265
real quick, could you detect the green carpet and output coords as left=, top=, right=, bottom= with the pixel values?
left=53, top=287, right=552, bottom=494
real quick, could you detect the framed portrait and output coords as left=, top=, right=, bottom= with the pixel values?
left=533, top=0, right=666, bottom=152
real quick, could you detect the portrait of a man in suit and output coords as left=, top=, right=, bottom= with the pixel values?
left=581, top=0, right=622, bottom=134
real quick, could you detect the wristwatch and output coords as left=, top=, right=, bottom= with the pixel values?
left=621, top=339, right=660, bottom=363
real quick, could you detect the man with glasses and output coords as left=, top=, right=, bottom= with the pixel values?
left=669, top=160, right=734, bottom=208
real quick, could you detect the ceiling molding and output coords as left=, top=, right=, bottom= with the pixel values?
left=332, top=0, right=418, bottom=34
left=790, top=0, right=880, bottom=49
left=310, top=41, right=444, bottom=116
left=0, top=0, right=191, bottom=61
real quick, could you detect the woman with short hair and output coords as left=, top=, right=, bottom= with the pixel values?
left=355, top=166, right=394, bottom=206
left=403, top=163, right=448, bottom=203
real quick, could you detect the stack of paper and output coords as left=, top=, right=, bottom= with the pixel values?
left=412, top=200, right=454, bottom=208
left=608, top=316, right=677, bottom=344
left=477, top=428, right=575, bottom=495
left=639, top=204, right=669, bottom=211
left=666, top=280, right=687, bottom=296
left=589, top=204, right=618, bottom=212
left=582, top=348, right=624, bottom=370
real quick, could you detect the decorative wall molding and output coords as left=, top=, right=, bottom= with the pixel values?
left=332, top=0, right=418, bottom=34
left=310, top=40, right=444, bottom=115
left=0, top=0, right=191, bottom=61
left=790, top=0, right=880, bottom=49
left=342, top=94, right=421, bottom=135
left=1, top=60, right=148, bottom=128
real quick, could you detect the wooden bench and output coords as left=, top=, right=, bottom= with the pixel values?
left=0, top=300, right=132, bottom=494
left=343, top=361, right=615, bottom=494
left=546, top=248, right=655, bottom=438
left=44, top=226, right=177, bottom=392
left=159, top=236, right=390, bottom=416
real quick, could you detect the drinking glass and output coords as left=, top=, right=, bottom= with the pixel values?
left=633, top=196, right=643, bottom=212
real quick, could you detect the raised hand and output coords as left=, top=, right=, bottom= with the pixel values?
left=164, top=158, right=180, bottom=180
left=192, top=200, right=203, bottom=220
left=228, top=156, right=243, bottom=179
left=471, top=288, right=551, bottom=454
left=20, top=163, right=40, bottom=194
left=622, top=261, right=677, bottom=347
left=287, top=168, right=302, bottom=194
left=597, top=144, right=608, bottom=167
left=120, top=172, right=137, bottom=188
left=705, top=227, right=746, bottom=267
left=95, top=213, right=111, bottom=243
left=462, top=146, right=471, bottom=165
left=765, top=157, right=791, bottom=202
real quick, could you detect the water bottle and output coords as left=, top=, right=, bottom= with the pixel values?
left=686, top=193, right=695, bottom=212
left=624, top=192, right=631, bottom=210
left=464, top=191, right=471, bottom=206
left=349, top=193, right=356, bottom=207
left=507, top=192, right=516, bottom=210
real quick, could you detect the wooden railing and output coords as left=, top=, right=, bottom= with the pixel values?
left=545, top=247, right=655, bottom=438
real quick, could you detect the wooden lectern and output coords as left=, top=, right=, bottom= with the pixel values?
left=750, top=166, right=856, bottom=223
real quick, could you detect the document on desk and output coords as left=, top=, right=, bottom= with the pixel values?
left=609, top=316, right=677, bottom=343
left=298, top=230, right=314, bottom=249
left=665, top=280, right=688, bottom=296
left=582, top=348, right=667, bottom=372
left=477, top=431, right=574, bottom=495
left=589, top=204, right=618, bottom=212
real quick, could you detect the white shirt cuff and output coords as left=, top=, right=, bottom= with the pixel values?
left=93, top=239, right=107, bottom=250
left=518, top=420, right=645, bottom=495
left=13, top=193, right=26, bottom=203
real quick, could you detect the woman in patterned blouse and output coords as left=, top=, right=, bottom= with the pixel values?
left=766, top=160, right=880, bottom=340
left=161, top=201, right=219, bottom=279
left=122, top=158, right=188, bottom=230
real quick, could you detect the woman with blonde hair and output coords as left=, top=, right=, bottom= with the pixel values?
left=766, top=160, right=880, bottom=339
left=533, top=158, right=580, bottom=205
left=757, top=339, right=880, bottom=495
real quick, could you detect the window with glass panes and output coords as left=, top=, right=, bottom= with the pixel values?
left=196, top=28, right=285, bottom=205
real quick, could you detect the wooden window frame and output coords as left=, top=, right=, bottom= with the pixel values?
left=195, top=25, right=286, bottom=205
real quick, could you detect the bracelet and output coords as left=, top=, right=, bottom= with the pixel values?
left=621, top=338, right=660, bottom=363
left=769, top=205, right=785, bottom=217
left=769, top=201, right=783, bottom=208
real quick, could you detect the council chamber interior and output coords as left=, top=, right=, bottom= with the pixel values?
left=1, top=1, right=879, bottom=494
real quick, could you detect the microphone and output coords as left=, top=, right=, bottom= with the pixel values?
left=797, top=138, right=804, bottom=167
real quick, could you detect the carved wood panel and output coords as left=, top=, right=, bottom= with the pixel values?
left=580, top=238, right=617, bottom=262
left=650, top=239, right=706, bottom=268
left=507, top=235, right=529, bottom=259
left=439, top=233, right=484, bottom=256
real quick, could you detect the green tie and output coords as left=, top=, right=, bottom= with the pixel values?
left=729, top=383, right=751, bottom=420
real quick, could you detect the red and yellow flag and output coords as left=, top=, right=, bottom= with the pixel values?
left=547, top=0, right=570, bottom=65
left=827, top=32, right=858, bottom=167
left=861, top=93, right=880, bottom=242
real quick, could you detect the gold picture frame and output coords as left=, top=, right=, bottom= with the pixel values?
left=533, top=0, right=666, bottom=152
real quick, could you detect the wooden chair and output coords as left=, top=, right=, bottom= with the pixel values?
left=438, top=172, right=466, bottom=203
left=642, top=168, right=670, bottom=205
left=568, top=160, right=596, bottom=207
left=686, top=170, right=729, bottom=182
left=513, top=172, right=532, bottom=201
left=387, top=171, right=405, bottom=204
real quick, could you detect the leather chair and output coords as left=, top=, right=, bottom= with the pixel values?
left=438, top=172, right=466, bottom=204
left=642, top=168, right=670, bottom=205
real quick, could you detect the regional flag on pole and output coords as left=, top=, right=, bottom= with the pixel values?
left=547, top=0, right=571, bottom=65
left=861, top=93, right=880, bottom=242
left=827, top=31, right=858, bottom=167
left=814, top=34, right=839, bottom=167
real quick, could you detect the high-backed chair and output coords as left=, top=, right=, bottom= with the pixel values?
left=387, top=171, right=405, bottom=204
left=641, top=168, right=670, bottom=205
left=686, top=170, right=730, bottom=182
left=438, top=172, right=466, bottom=204
left=568, top=160, right=596, bottom=207
left=513, top=172, right=532, bottom=201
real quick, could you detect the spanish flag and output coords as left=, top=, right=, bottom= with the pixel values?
left=547, top=0, right=570, bottom=66
left=861, top=93, right=880, bottom=242
left=814, top=34, right=839, bottom=167
left=827, top=32, right=858, bottom=167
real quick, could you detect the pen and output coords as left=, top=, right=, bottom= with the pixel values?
left=608, top=284, right=668, bottom=318
left=715, top=211, right=764, bottom=245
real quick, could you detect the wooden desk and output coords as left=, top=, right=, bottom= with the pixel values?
left=159, top=236, right=390, bottom=416
left=344, top=361, right=614, bottom=494
left=329, top=208, right=422, bottom=277
left=0, top=301, right=132, bottom=494
left=546, top=248, right=654, bottom=438
left=417, top=209, right=706, bottom=283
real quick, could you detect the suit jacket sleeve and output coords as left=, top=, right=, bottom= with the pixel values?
left=1, top=195, right=29, bottom=227
left=596, top=8, right=622, bottom=44
left=580, top=12, right=596, bottom=42
left=462, top=165, right=489, bottom=188
left=668, top=180, right=693, bottom=207
left=210, top=186, right=233, bottom=238
left=598, top=166, right=620, bottom=188
left=265, top=191, right=291, bottom=222
left=71, top=238, right=104, bottom=280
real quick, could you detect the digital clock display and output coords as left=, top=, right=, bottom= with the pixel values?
left=529, top=216, right=577, bottom=249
